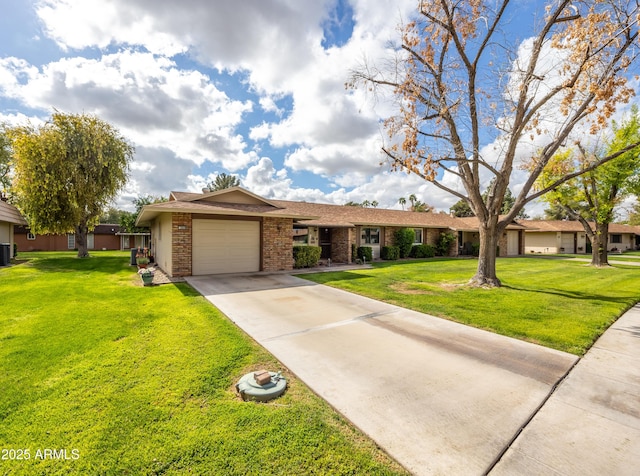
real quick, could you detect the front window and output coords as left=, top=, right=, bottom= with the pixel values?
left=27, top=232, right=36, bottom=240
left=87, top=233, right=95, bottom=249
left=413, top=228, right=423, bottom=244
left=361, top=227, right=380, bottom=245
left=611, top=234, right=622, bottom=244
left=67, top=234, right=75, bottom=249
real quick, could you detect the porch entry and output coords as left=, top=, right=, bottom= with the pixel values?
left=320, top=227, right=331, bottom=259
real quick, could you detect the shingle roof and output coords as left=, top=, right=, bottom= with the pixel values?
left=269, top=199, right=460, bottom=229
left=519, top=220, right=640, bottom=234
left=0, top=201, right=27, bottom=225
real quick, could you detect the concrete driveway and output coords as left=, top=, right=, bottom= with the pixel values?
left=187, top=273, right=580, bottom=475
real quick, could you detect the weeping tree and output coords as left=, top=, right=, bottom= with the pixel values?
left=350, top=0, right=640, bottom=286
left=8, top=112, right=133, bottom=258
left=536, top=107, right=640, bottom=266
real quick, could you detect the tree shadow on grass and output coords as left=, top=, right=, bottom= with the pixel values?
left=22, top=254, right=134, bottom=275
left=501, top=283, right=639, bottom=305
left=297, top=271, right=376, bottom=285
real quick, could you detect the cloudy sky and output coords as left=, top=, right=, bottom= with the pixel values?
left=0, top=1, right=636, bottom=216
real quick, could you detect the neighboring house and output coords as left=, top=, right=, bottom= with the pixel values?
left=135, top=187, right=526, bottom=278
left=13, top=224, right=142, bottom=252
left=455, top=217, right=526, bottom=257
left=0, top=199, right=27, bottom=261
left=519, top=220, right=640, bottom=254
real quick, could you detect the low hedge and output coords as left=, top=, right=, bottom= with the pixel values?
left=410, top=244, right=435, bottom=258
left=381, top=246, right=400, bottom=260
left=357, top=246, right=373, bottom=263
left=293, top=246, right=322, bottom=268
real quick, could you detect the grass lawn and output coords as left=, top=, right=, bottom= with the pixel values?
left=0, top=252, right=407, bottom=476
left=300, top=257, right=640, bottom=355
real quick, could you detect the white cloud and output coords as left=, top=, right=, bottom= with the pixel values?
left=0, top=51, right=258, bottom=171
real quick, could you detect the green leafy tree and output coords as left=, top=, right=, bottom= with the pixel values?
left=543, top=203, right=573, bottom=220
left=536, top=108, right=640, bottom=266
left=100, top=207, right=124, bottom=224
left=410, top=199, right=434, bottom=213
left=0, top=129, right=11, bottom=197
left=625, top=200, right=640, bottom=226
left=206, top=173, right=240, bottom=191
left=394, top=228, right=415, bottom=258
left=450, top=199, right=474, bottom=217
left=8, top=112, right=133, bottom=258
left=120, top=194, right=167, bottom=233
left=450, top=185, right=526, bottom=218
left=350, top=1, right=640, bottom=286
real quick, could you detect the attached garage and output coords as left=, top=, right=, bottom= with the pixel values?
left=506, top=230, right=519, bottom=256
left=560, top=233, right=575, bottom=254
left=192, top=219, right=260, bottom=275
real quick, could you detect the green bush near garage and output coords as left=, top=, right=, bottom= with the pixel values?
left=293, top=245, right=322, bottom=268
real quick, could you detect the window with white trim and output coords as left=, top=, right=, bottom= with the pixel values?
left=67, top=234, right=75, bottom=249
left=27, top=232, right=36, bottom=240
left=413, top=228, right=423, bottom=244
left=87, top=233, right=95, bottom=249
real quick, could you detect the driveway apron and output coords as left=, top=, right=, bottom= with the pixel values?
left=186, top=273, right=578, bottom=476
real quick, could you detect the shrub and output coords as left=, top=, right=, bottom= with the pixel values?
left=351, top=243, right=358, bottom=262
left=293, top=246, right=322, bottom=268
left=357, top=246, right=373, bottom=262
left=393, top=228, right=415, bottom=258
left=381, top=246, right=400, bottom=260
left=471, top=243, right=480, bottom=257
left=411, top=244, right=435, bottom=258
left=436, top=232, right=456, bottom=256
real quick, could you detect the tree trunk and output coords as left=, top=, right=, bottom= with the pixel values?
left=590, top=222, right=610, bottom=267
left=75, top=223, right=90, bottom=258
left=470, top=223, right=502, bottom=287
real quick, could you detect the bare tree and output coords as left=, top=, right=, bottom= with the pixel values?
left=350, top=0, right=640, bottom=286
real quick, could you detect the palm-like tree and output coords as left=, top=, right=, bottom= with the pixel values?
left=398, top=197, right=406, bottom=210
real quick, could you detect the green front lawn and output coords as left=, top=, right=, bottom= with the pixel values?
left=300, top=257, right=640, bottom=355
left=0, top=252, right=407, bottom=476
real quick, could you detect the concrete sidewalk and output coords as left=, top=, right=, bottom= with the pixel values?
left=490, top=304, right=640, bottom=475
left=187, top=273, right=583, bottom=475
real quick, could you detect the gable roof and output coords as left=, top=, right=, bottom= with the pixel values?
left=136, top=187, right=319, bottom=226
left=0, top=201, right=27, bottom=225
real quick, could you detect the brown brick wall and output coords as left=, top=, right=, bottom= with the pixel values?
left=263, top=217, right=293, bottom=272
left=498, top=232, right=507, bottom=257
left=330, top=227, right=351, bottom=263
left=172, top=213, right=192, bottom=277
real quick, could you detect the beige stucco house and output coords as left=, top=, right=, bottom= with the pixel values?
left=520, top=220, right=640, bottom=254
left=0, top=199, right=27, bottom=262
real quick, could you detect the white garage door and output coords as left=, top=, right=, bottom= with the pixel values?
left=561, top=233, right=575, bottom=254
left=192, top=219, right=260, bottom=275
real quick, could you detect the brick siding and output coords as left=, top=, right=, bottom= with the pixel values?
left=330, top=227, right=351, bottom=263
left=171, top=213, right=192, bottom=277
left=263, top=217, right=293, bottom=272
